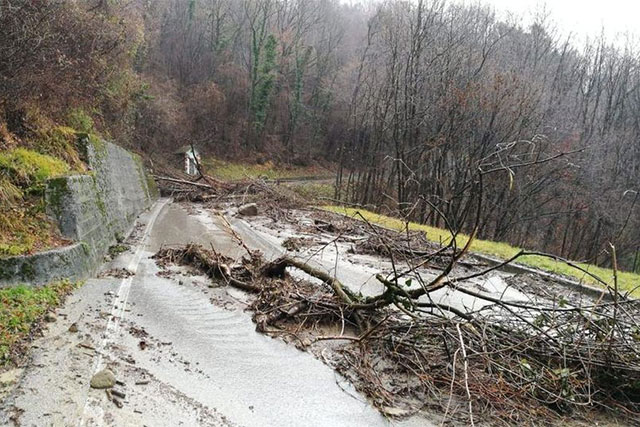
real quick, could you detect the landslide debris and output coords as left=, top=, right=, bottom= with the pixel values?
left=154, top=239, right=640, bottom=425
left=151, top=181, right=640, bottom=425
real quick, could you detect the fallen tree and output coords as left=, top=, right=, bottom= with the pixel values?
left=152, top=149, right=640, bottom=424
left=154, top=244, right=260, bottom=293
left=154, top=238, right=640, bottom=425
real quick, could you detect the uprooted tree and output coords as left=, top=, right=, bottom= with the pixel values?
left=154, top=141, right=640, bottom=425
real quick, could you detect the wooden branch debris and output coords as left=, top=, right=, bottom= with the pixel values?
left=153, top=175, right=216, bottom=190
left=154, top=245, right=261, bottom=293
left=152, top=231, right=640, bottom=424
left=153, top=174, right=235, bottom=191
left=262, top=256, right=359, bottom=304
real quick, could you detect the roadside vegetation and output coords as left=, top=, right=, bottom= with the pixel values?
left=0, top=281, right=78, bottom=364
left=203, top=158, right=332, bottom=181
left=287, top=182, right=334, bottom=201
left=0, top=146, right=73, bottom=256
left=325, top=206, right=640, bottom=296
left=0, top=108, right=100, bottom=257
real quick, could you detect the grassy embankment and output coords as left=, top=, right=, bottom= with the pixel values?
left=203, top=158, right=333, bottom=180
left=0, top=111, right=93, bottom=256
left=203, top=158, right=335, bottom=200
left=0, top=281, right=78, bottom=364
left=0, top=112, right=95, bottom=363
left=324, top=206, right=640, bottom=296
left=0, top=147, right=71, bottom=256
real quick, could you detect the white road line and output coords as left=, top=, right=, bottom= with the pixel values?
left=79, top=198, right=169, bottom=426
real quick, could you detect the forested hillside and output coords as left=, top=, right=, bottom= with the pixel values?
left=2, top=0, right=640, bottom=271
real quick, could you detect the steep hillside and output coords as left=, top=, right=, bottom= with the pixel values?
left=3, top=1, right=640, bottom=273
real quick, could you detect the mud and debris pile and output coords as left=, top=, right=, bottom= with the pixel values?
left=154, top=226, right=640, bottom=426
left=149, top=175, right=640, bottom=424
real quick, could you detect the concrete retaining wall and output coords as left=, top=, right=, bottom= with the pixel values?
left=0, top=137, right=157, bottom=287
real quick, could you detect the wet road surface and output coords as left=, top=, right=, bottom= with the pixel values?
left=0, top=200, right=405, bottom=427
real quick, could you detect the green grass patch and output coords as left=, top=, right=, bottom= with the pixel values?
left=0, top=208, right=63, bottom=257
left=324, top=206, right=640, bottom=296
left=108, top=243, right=129, bottom=258
left=203, top=158, right=332, bottom=181
left=0, top=148, right=69, bottom=188
left=0, top=114, right=87, bottom=258
left=33, top=126, right=85, bottom=170
left=0, top=148, right=73, bottom=257
left=66, top=108, right=95, bottom=134
left=0, top=281, right=78, bottom=364
left=287, top=182, right=334, bottom=201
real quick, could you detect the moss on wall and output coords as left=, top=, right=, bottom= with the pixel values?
left=45, top=177, right=69, bottom=220
left=0, top=150, right=71, bottom=257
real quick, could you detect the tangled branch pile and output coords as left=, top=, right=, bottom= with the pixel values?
left=154, top=243, right=640, bottom=424
left=334, top=300, right=640, bottom=424
left=154, top=172, right=305, bottom=218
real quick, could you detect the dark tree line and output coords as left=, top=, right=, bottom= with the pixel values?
left=334, top=1, right=640, bottom=271
left=2, top=0, right=640, bottom=270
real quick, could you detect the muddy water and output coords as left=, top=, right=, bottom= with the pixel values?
left=148, top=204, right=245, bottom=257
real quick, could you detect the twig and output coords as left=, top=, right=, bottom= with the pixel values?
left=456, top=323, right=475, bottom=427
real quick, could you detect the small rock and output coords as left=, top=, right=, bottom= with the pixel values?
left=90, top=369, right=116, bottom=389
left=238, top=203, right=258, bottom=216
left=68, top=323, right=78, bottom=333
left=44, top=313, right=57, bottom=323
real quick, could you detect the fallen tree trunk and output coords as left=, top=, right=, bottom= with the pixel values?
left=262, top=256, right=359, bottom=304
left=153, top=175, right=216, bottom=190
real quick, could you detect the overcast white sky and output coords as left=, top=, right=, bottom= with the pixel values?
left=343, top=0, right=640, bottom=45
left=458, top=0, right=640, bottom=43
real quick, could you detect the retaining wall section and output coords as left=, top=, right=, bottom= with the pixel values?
left=0, top=138, right=157, bottom=287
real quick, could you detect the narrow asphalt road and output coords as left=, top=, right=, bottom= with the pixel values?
left=0, top=199, right=403, bottom=427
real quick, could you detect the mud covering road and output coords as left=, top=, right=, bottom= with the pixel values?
left=0, top=199, right=435, bottom=427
